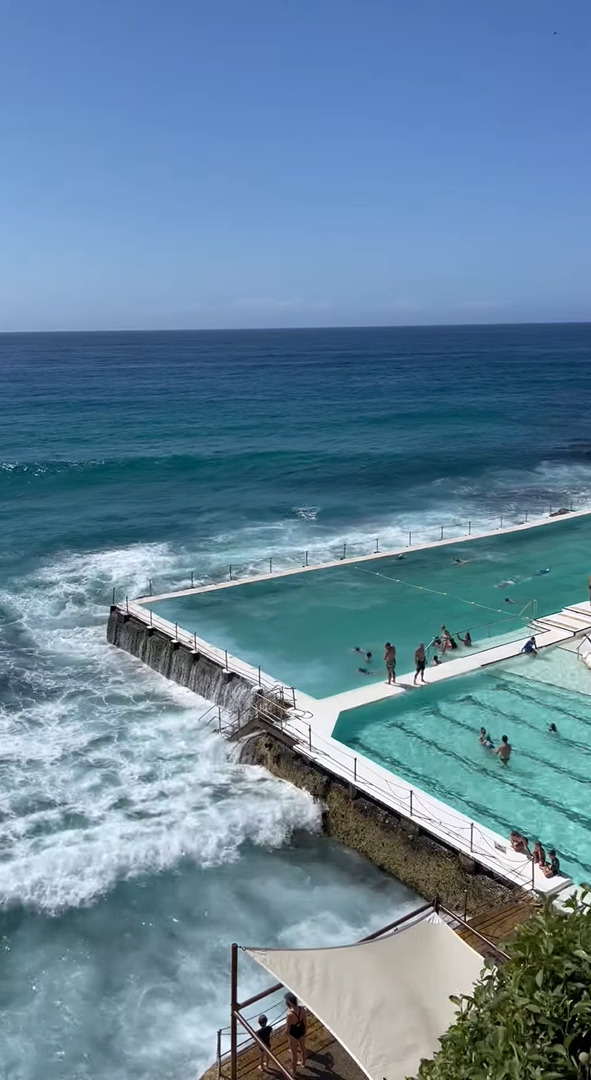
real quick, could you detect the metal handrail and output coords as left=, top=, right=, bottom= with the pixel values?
left=116, top=504, right=579, bottom=603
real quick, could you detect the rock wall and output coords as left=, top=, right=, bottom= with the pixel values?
left=241, top=731, right=524, bottom=916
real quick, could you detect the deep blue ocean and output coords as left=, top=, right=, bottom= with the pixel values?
left=1, top=323, right=591, bottom=1080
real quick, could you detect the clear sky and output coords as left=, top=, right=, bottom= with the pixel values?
left=1, top=0, right=590, bottom=331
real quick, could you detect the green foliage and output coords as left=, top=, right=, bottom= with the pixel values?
left=412, top=893, right=591, bottom=1080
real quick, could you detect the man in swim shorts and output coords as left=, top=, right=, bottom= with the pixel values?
left=413, top=643, right=426, bottom=684
left=384, top=642, right=396, bottom=684
left=494, top=734, right=512, bottom=764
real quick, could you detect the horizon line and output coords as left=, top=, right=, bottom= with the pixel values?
left=1, top=319, right=591, bottom=336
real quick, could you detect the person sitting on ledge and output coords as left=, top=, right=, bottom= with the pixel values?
left=532, top=840, right=546, bottom=866
left=509, top=830, right=531, bottom=856
left=521, top=636, right=538, bottom=655
left=541, top=848, right=561, bottom=878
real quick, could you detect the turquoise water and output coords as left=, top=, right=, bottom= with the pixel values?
left=333, top=647, right=591, bottom=884
left=147, top=513, right=591, bottom=697
left=2, top=324, right=591, bottom=1079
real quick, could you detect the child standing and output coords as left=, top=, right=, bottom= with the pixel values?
left=255, top=1014, right=273, bottom=1072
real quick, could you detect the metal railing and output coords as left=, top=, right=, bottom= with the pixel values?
left=115, top=599, right=296, bottom=704
left=248, top=701, right=544, bottom=893
left=115, top=501, right=580, bottom=602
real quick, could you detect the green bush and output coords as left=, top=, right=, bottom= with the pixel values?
left=413, top=894, right=591, bottom=1080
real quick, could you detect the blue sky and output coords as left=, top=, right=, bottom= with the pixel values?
left=1, top=0, right=590, bottom=330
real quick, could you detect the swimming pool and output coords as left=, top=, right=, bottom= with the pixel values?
left=144, top=513, right=591, bottom=698
left=332, top=647, right=591, bottom=885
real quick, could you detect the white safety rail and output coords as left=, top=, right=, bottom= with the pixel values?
left=577, top=634, right=591, bottom=670
left=122, top=601, right=294, bottom=700
left=274, top=711, right=572, bottom=899
left=133, top=506, right=591, bottom=604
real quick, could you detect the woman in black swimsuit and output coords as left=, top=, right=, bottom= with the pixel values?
left=285, top=992, right=307, bottom=1073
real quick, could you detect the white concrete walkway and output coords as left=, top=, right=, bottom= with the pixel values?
left=135, top=507, right=591, bottom=604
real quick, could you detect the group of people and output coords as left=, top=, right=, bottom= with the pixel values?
left=509, top=830, right=561, bottom=878
left=355, top=625, right=474, bottom=686
left=255, top=993, right=307, bottom=1075
left=478, top=727, right=512, bottom=762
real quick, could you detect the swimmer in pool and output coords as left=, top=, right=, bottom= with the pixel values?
left=497, top=579, right=516, bottom=589
left=479, top=727, right=494, bottom=749
left=535, top=568, right=551, bottom=576
left=358, top=667, right=380, bottom=676
left=548, top=722, right=558, bottom=734
left=458, top=631, right=472, bottom=646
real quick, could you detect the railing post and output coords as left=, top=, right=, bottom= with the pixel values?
left=258, top=665, right=261, bottom=685
left=408, top=530, right=412, bottom=547
left=305, top=550, right=309, bottom=566
left=225, top=649, right=229, bottom=671
left=470, top=821, right=474, bottom=852
left=148, top=578, right=152, bottom=595
left=150, top=608, right=153, bottom=626
left=230, top=944, right=238, bottom=1080
left=112, top=587, right=116, bottom=605
left=216, top=1028, right=222, bottom=1080
left=525, top=509, right=528, bottom=522
left=375, top=537, right=380, bottom=553
left=409, top=789, right=413, bottom=817
left=269, top=558, right=273, bottom=574
left=125, top=595, right=129, bottom=614
left=500, top=515, right=503, bottom=529
left=570, top=497, right=574, bottom=511
left=353, top=757, right=357, bottom=782
left=440, top=525, right=444, bottom=540
left=308, top=724, right=312, bottom=750
left=291, top=687, right=296, bottom=707
left=191, top=571, right=194, bottom=588
left=229, top=564, right=232, bottom=580
left=342, top=542, right=347, bottom=560
left=468, top=520, right=471, bottom=535
left=175, top=622, right=178, bottom=639
left=194, top=631, right=197, bottom=650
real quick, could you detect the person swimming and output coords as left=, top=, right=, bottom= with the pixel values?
left=496, top=579, right=516, bottom=589
left=548, top=722, right=557, bottom=734
left=535, top=568, right=551, bottom=576
left=479, top=726, right=494, bottom=749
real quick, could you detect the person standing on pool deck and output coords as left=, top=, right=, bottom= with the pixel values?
left=285, top=993, right=307, bottom=1073
left=414, top=643, right=426, bottom=684
left=384, top=642, right=396, bottom=684
left=494, top=734, right=512, bottom=764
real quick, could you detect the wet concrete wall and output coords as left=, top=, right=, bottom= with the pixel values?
left=107, top=607, right=258, bottom=716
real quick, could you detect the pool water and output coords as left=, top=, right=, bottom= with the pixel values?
left=146, top=514, right=591, bottom=698
left=333, top=648, right=591, bottom=884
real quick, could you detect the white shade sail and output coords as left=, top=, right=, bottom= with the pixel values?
left=245, top=913, right=483, bottom=1080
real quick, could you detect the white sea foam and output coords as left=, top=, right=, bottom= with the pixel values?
left=0, top=545, right=322, bottom=913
